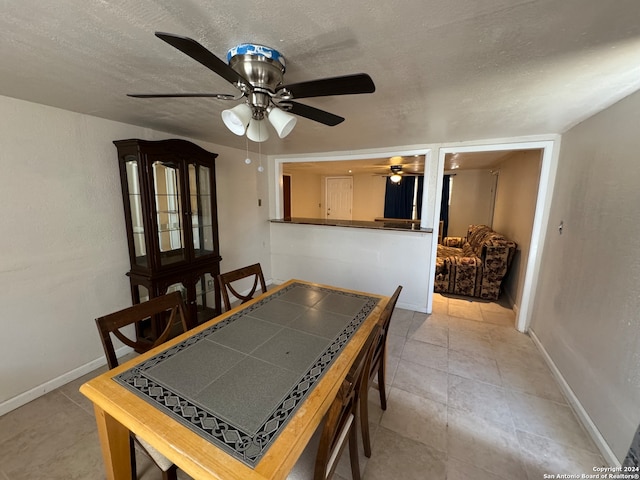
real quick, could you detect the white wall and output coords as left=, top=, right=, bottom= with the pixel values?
left=0, top=95, right=270, bottom=413
left=270, top=223, right=431, bottom=312
left=214, top=144, right=272, bottom=276
left=529, top=89, right=640, bottom=462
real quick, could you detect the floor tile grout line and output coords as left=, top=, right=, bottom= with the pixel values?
left=446, top=294, right=580, bottom=465
left=502, top=383, right=603, bottom=457
left=2, top=296, right=604, bottom=480
left=429, top=296, right=603, bottom=477
left=513, top=427, right=605, bottom=458
left=58, top=389, right=95, bottom=417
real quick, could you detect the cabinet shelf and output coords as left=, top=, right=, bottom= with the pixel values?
left=157, top=225, right=184, bottom=233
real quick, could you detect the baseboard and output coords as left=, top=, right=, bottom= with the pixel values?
left=529, top=330, right=620, bottom=467
left=0, top=345, right=133, bottom=417
left=1, top=281, right=277, bottom=417
left=398, top=301, right=427, bottom=313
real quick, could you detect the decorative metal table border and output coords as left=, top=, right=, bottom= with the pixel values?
left=115, top=282, right=380, bottom=467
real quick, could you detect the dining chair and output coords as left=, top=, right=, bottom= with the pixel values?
left=94, top=291, right=191, bottom=480
left=217, top=262, right=267, bottom=311
left=288, top=323, right=381, bottom=480
left=358, top=285, right=402, bottom=458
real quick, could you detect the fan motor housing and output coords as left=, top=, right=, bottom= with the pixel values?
left=227, top=44, right=285, bottom=92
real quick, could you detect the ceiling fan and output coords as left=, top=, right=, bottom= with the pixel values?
left=376, top=164, right=424, bottom=183
left=389, top=165, right=406, bottom=183
left=128, top=32, right=376, bottom=142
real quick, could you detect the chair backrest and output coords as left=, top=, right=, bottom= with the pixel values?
left=370, top=285, right=402, bottom=380
left=95, top=291, right=190, bottom=369
left=315, top=322, right=381, bottom=480
left=217, top=263, right=267, bottom=311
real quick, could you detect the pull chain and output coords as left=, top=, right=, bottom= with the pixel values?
left=244, top=135, right=251, bottom=164
left=257, top=122, right=264, bottom=172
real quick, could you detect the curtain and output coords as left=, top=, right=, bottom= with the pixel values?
left=440, top=175, right=451, bottom=237
left=416, top=175, right=424, bottom=220
left=384, top=176, right=415, bottom=219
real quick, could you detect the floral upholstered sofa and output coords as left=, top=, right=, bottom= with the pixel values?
left=435, top=224, right=517, bottom=300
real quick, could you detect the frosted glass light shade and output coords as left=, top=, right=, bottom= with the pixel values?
left=268, top=107, right=297, bottom=138
left=390, top=174, right=402, bottom=183
left=221, top=103, right=252, bottom=135
left=246, top=118, right=269, bottom=142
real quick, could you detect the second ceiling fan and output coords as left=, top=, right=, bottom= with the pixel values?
left=129, top=32, right=376, bottom=142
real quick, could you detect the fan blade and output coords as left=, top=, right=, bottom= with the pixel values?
left=287, top=101, right=344, bottom=126
left=279, top=73, right=375, bottom=99
left=128, top=93, right=238, bottom=99
left=155, top=32, right=250, bottom=88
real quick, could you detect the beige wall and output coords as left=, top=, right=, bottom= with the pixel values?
left=530, top=89, right=640, bottom=461
left=492, top=150, right=542, bottom=308
left=352, top=174, right=386, bottom=221
left=288, top=172, right=386, bottom=221
left=447, top=169, right=495, bottom=237
left=289, top=171, right=322, bottom=218
left=0, top=95, right=272, bottom=412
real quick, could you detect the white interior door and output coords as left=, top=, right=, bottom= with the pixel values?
left=326, top=177, right=353, bottom=220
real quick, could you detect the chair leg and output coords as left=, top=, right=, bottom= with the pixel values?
left=359, top=389, right=372, bottom=458
left=129, top=435, right=137, bottom=480
left=162, top=465, right=178, bottom=480
left=377, top=360, right=387, bottom=411
left=348, top=421, right=361, bottom=480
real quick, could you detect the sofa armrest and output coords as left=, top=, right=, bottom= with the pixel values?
left=442, top=236, right=465, bottom=248
left=448, top=256, right=483, bottom=297
left=481, top=244, right=516, bottom=276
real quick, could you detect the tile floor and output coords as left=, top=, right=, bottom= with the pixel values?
left=0, top=294, right=607, bottom=480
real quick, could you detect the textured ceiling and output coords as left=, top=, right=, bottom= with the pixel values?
left=2, top=1, right=640, bottom=156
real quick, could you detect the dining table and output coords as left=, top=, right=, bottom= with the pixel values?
left=80, top=279, right=388, bottom=480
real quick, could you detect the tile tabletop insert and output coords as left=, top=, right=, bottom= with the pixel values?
left=115, top=282, right=380, bottom=468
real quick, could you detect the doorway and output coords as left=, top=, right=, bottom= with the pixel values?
left=432, top=140, right=559, bottom=333
left=283, top=174, right=292, bottom=220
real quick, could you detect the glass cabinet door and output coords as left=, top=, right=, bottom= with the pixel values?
left=152, top=161, right=186, bottom=266
left=116, top=139, right=221, bottom=341
left=125, top=157, right=147, bottom=267
left=189, top=164, right=215, bottom=257
left=166, top=282, right=187, bottom=300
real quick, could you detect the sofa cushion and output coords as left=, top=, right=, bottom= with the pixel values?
left=437, top=244, right=463, bottom=258
left=467, top=224, right=493, bottom=244
left=461, top=242, right=476, bottom=257
left=442, top=236, right=465, bottom=248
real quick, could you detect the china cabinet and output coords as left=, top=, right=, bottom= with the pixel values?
left=114, top=139, right=222, bottom=341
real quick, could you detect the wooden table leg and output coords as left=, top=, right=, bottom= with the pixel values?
left=93, top=404, right=132, bottom=480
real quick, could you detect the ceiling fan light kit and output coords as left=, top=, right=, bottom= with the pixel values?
left=246, top=118, right=269, bottom=142
left=221, top=103, right=252, bottom=135
left=390, top=165, right=403, bottom=183
left=128, top=33, right=376, bottom=144
left=267, top=106, right=297, bottom=138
